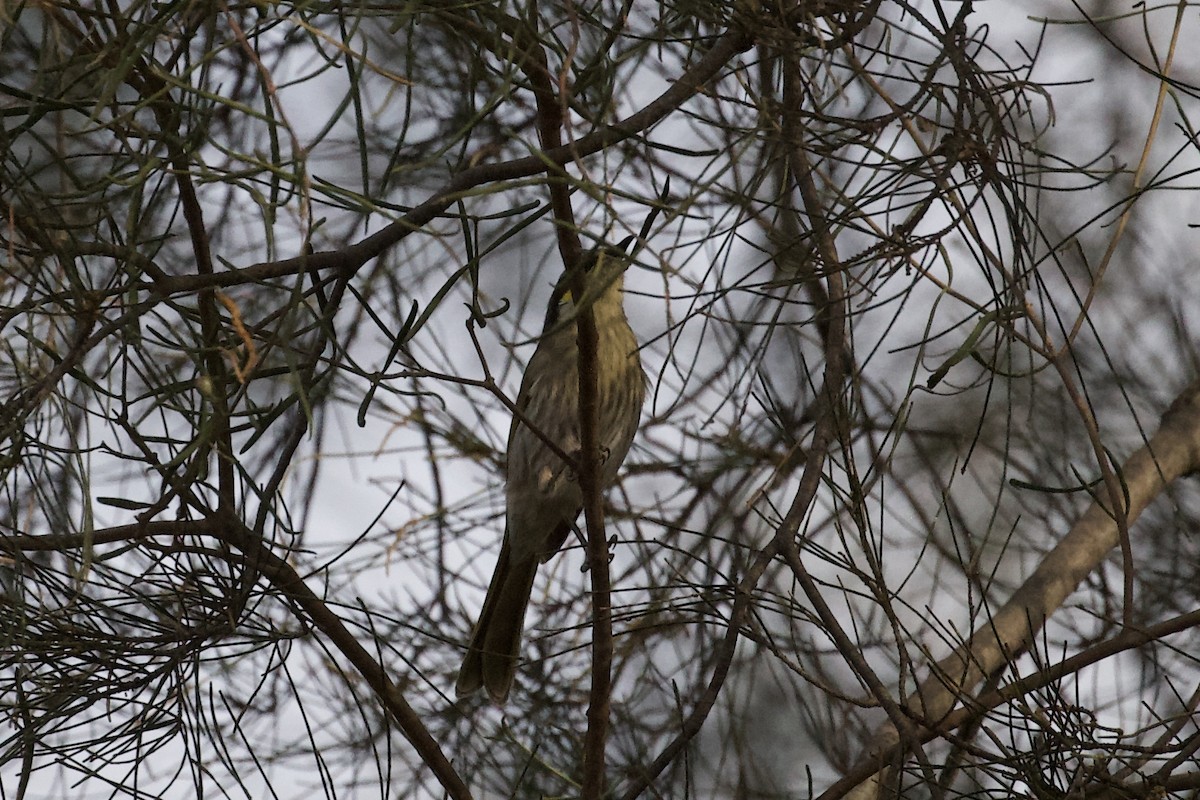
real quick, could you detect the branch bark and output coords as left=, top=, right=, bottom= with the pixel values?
left=838, top=379, right=1200, bottom=800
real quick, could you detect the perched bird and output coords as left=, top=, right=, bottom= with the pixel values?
left=456, top=240, right=647, bottom=703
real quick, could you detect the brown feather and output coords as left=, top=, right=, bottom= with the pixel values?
left=457, top=246, right=645, bottom=703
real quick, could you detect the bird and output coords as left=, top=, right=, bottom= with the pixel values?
left=456, top=239, right=647, bottom=704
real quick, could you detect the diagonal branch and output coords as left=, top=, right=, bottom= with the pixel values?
left=143, top=27, right=754, bottom=297
left=838, top=379, right=1200, bottom=800
left=0, top=516, right=475, bottom=800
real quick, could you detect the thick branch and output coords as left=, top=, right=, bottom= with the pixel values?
left=840, top=380, right=1200, bottom=800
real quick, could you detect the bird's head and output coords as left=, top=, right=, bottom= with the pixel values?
left=543, top=235, right=636, bottom=330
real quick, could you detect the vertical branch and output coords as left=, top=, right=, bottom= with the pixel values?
left=575, top=293, right=611, bottom=800
left=127, top=53, right=236, bottom=517
left=176, top=160, right=235, bottom=513
left=518, top=14, right=612, bottom=795
left=779, top=46, right=944, bottom=797
left=499, top=7, right=624, bottom=790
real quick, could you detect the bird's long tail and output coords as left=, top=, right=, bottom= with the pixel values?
left=455, top=540, right=539, bottom=703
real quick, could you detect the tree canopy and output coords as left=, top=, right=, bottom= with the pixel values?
left=3, top=2, right=1200, bottom=798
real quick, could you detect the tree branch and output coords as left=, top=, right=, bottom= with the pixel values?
left=840, top=379, right=1200, bottom=800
